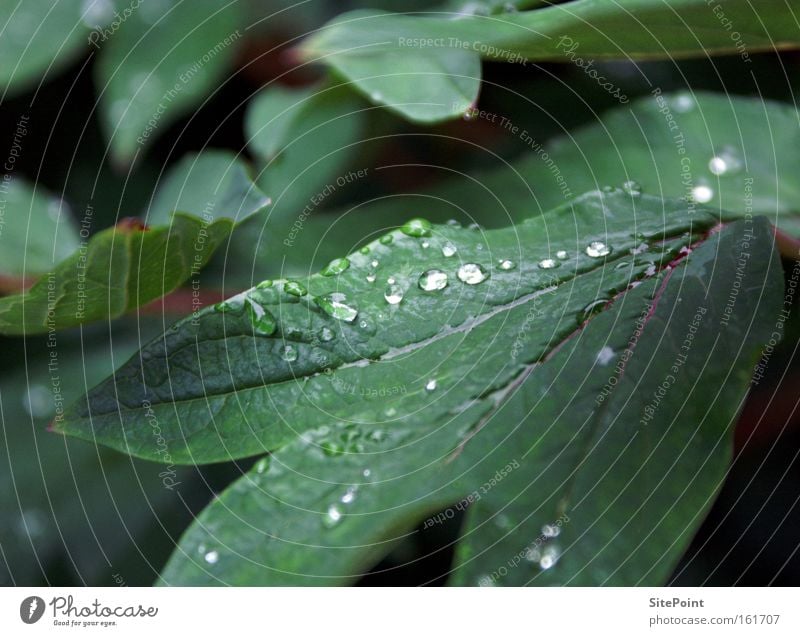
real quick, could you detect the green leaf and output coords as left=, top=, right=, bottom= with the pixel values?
left=0, top=155, right=271, bottom=335
left=0, top=0, right=89, bottom=95
left=96, top=1, right=243, bottom=163
left=302, top=2, right=800, bottom=122
left=147, top=150, right=272, bottom=225
left=244, top=82, right=366, bottom=218
left=61, top=190, right=733, bottom=464
left=0, top=179, right=80, bottom=278
left=154, top=215, right=779, bottom=584
left=243, top=91, right=800, bottom=274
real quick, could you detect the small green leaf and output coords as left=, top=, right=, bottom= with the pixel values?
left=97, top=1, right=243, bottom=163
left=155, top=217, right=779, bottom=585
left=0, top=179, right=80, bottom=277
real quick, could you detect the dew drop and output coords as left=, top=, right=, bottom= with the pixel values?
left=359, top=246, right=370, bottom=255
left=254, top=457, right=270, bottom=474
left=204, top=550, right=219, bottom=565
left=556, top=250, right=569, bottom=260
left=362, top=468, right=372, bottom=478
left=320, top=327, right=335, bottom=342
left=578, top=298, right=610, bottom=323
left=442, top=242, right=457, bottom=257
left=671, top=92, right=695, bottom=113
left=498, top=259, right=516, bottom=270
left=467, top=222, right=481, bottom=231
left=283, top=280, right=307, bottom=297
left=538, top=258, right=559, bottom=270
left=542, top=523, right=561, bottom=539
left=370, top=259, right=379, bottom=269
left=246, top=300, right=277, bottom=336
left=256, top=279, right=273, bottom=289
left=366, top=272, right=377, bottom=283
left=425, top=378, right=438, bottom=392
left=316, top=293, right=359, bottom=322
left=622, top=180, right=642, bottom=196
left=280, top=345, right=298, bottom=362
left=214, top=294, right=246, bottom=314
left=321, top=257, right=350, bottom=277
left=708, top=147, right=743, bottom=176
left=384, top=283, right=404, bottom=305
left=691, top=183, right=714, bottom=203
left=323, top=504, right=343, bottom=528
left=418, top=269, right=448, bottom=291
left=446, top=219, right=461, bottom=227
left=457, top=263, right=489, bottom=285
left=341, top=486, right=358, bottom=504
left=538, top=545, right=561, bottom=570
left=585, top=241, right=612, bottom=258
left=401, top=218, right=432, bottom=237
left=379, top=233, right=394, bottom=245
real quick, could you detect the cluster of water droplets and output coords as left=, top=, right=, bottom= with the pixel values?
left=525, top=522, right=563, bottom=571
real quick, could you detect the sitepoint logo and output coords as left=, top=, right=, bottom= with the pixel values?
left=20, top=596, right=45, bottom=624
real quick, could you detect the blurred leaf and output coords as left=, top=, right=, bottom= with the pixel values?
left=155, top=215, right=778, bottom=584
left=0, top=179, right=80, bottom=278
left=96, top=0, right=243, bottom=163
left=0, top=319, right=186, bottom=585
left=245, top=81, right=367, bottom=221
left=252, top=91, right=800, bottom=274
left=0, top=0, right=89, bottom=96
left=147, top=150, right=270, bottom=225
left=302, top=1, right=800, bottom=122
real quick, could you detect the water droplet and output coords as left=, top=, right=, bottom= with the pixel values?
left=457, top=263, right=489, bottom=285
left=366, top=272, right=376, bottom=283
left=538, top=544, right=561, bottom=570
left=320, top=327, right=335, bottom=342
left=418, top=269, right=448, bottom=291
left=425, top=379, right=437, bottom=392
left=379, top=233, right=394, bottom=245
left=387, top=276, right=396, bottom=285
left=525, top=545, right=542, bottom=563
left=421, top=240, right=430, bottom=249
left=542, top=524, right=561, bottom=538
left=538, top=258, right=559, bottom=270
left=556, top=250, right=569, bottom=260
left=323, top=504, right=343, bottom=528
left=358, top=317, right=376, bottom=336
left=578, top=298, right=610, bottom=323
left=256, top=279, right=273, bottom=289
left=370, top=259, right=379, bottom=269
left=214, top=293, right=246, bottom=314
left=601, top=185, right=617, bottom=193
left=401, top=218, right=432, bottom=237
left=254, top=457, right=270, bottom=474
left=502, top=2, right=518, bottom=13
left=384, top=406, right=397, bottom=417
left=585, top=241, right=611, bottom=258
left=442, top=242, right=457, bottom=257
left=462, top=108, right=477, bottom=121
left=359, top=246, right=370, bottom=255
left=384, top=283, right=404, bottom=305
left=708, top=146, right=743, bottom=176
left=498, top=259, right=516, bottom=270
left=280, top=345, right=298, bottom=362
left=316, top=293, right=358, bottom=322
left=446, top=219, right=461, bottom=227
left=283, top=280, right=307, bottom=297
left=362, top=468, right=372, bottom=478
left=321, top=257, right=350, bottom=277
left=204, top=550, right=219, bottom=565
left=341, top=486, right=358, bottom=504
left=246, top=300, right=277, bottom=336
left=467, top=222, right=481, bottom=231
left=671, top=93, right=695, bottom=113
left=622, top=180, right=642, bottom=196
left=691, top=183, right=714, bottom=203
left=322, top=441, right=344, bottom=456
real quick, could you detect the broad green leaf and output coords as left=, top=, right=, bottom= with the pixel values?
left=245, top=82, right=366, bottom=220
left=97, top=0, right=243, bottom=163
left=62, top=190, right=734, bottom=464
left=0, top=0, right=88, bottom=96
left=235, top=91, right=800, bottom=275
left=154, top=216, right=779, bottom=585
left=147, top=150, right=271, bottom=225
left=0, top=179, right=80, bottom=278
left=302, top=2, right=800, bottom=122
